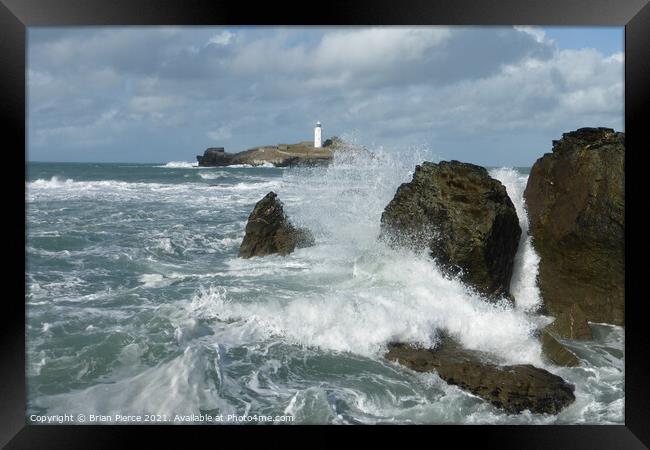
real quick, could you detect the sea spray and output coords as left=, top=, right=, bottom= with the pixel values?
left=192, top=151, right=544, bottom=364
left=488, top=167, right=542, bottom=313
left=26, top=160, right=624, bottom=424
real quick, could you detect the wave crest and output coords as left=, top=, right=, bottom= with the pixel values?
left=157, top=161, right=198, bottom=168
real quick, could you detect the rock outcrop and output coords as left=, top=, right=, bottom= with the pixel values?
left=239, top=192, right=315, bottom=258
left=524, top=128, right=625, bottom=326
left=545, top=304, right=593, bottom=340
left=380, top=161, right=521, bottom=300
left=540, top=329, right=580, bottom=367
left=323, top=136, right=343, bottom=148
left=197, top=147, right=233, bottom=166
left=386, top=339, right=575, bottom=414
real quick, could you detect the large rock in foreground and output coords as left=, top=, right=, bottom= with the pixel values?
left=386, top=340, right=575, bottom=414
left=524, top=128, right=624, bottom=326
left=239, top=192, right=314, bottom=258
left=380, top=161, right=521, bottom=300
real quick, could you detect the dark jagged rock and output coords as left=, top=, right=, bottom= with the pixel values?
left=239, top=192, right=314, bottom=258
left=196, top=147, right=233, bottom=166
left=524, top=127, right=624, bottom=325
left=385, top=339, right=575, bottom=414
left=380, top=161, right=521, bottom=300
left=323, top=136, right=343, bottom=147
left=545, top=304, right=593, bottom=340
left=540, top=329, right=580, bottom=367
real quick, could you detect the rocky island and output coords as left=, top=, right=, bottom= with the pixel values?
left=197, top=137, right=349, bottom=167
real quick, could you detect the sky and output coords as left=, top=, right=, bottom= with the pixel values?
left=27, top=26, right=624, bottom=166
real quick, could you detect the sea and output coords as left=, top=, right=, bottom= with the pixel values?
left=25, top=150, right=624, bottom=424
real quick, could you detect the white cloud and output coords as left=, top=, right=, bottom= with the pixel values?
left=207, top=126, right=232, bottom=141
left=129, top=95, right=185, bottom=113
left=514, top=26, right=548, bottom=44
left=207, top=31, right=234, bottom=46
left=314, top=27, right=451, bottom=70
left=27, top=26, right=624, bottom=165
left=606, top=52, right=624, bottom=63
left=230, top=27, right=451, bottom=79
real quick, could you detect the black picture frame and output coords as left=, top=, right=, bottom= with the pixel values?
left=3, top=0, right=648, bottom=447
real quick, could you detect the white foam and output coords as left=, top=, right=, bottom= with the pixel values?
left=226, top=162, right=278, bottom=168
left=211, top=237, right=241, bottom=250
left=191, top=247, right=541, bottom=364
left=32, top=346, right=236, bottom=419
left=221, top=181, right=281, bottom=191
left=198, top=172, right=228, bottom=180
left=155, top=238, right=174, bottom=254
left=26, top=176, right=280, bottom=205
left=139, top=273, right=172, bottom=288
left=29, top=176, right=74, bottom=188
left=157, top=161, right=198, bottom=168
left=198, top=171, right=269, bottom=181
left=489, top=167, right=542, bottom=313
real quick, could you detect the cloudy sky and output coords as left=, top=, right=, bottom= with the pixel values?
left=27, top=26, right=623, bottom=166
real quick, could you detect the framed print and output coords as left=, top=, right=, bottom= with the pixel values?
left=2, top=0, right=649, bottom=447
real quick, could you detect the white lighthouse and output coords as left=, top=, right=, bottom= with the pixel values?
left=314, top=121, right=322, bottom=148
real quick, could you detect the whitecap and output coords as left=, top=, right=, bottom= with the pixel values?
left=139, top=273, right=172, bottom=288
left=156, top=161, right=198, bottom=168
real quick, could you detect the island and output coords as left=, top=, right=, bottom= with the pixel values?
left=196, top=137, right=347, bottom=167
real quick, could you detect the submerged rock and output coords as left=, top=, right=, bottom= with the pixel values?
left=386, top=339, right=575, bottom=414
left=239, top=192, right=315, bottom=258
left=524, top=127, right=624, bottom=325
left=540, top=329, right=580, bottom=367
left=380, top=161, right=521, bottom=300
left=545, top=304, right=593, bottom=340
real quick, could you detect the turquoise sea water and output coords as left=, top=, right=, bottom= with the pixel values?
left=25, top=155, right=623, bottom=424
